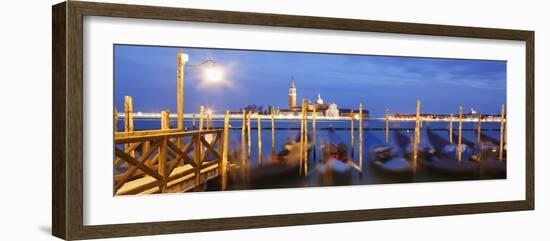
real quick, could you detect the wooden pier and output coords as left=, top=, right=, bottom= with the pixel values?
left=114, top=128, right=227, bottom=195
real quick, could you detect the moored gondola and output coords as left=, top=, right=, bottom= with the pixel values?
left=423, top=128, right=479, bottom=178
left=367, top=130, right=414, bottom=178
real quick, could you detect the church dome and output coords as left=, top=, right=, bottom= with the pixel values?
left=316, top=93, right=324, bottom=105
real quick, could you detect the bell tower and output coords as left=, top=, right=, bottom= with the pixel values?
left=289, top=77, right=297, bottom=109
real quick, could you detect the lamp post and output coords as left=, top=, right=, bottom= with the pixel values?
left=178, top=50, right=225, bottom=132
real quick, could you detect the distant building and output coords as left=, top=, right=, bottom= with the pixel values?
left=288, top=78, right=297, bottom=110
left=325, top=103, right=339, bottom=117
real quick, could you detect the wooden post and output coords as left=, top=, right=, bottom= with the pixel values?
left=206, top=111, right=212, bottom=130
left=359, top=102, right=363, bottom=173
left=312, top=106, right=317, bottom=162
left=257, top=113, right=263, bottom=167
left=114, top=107, right=119, bottom=133
left=247, top=111, right=251, bottom=159
left=194, top=131, right=202, bottom=191
left=304, top=104, right=308, bottom=175
left=385, top=109, right=389, bottom=144
left=413, top=100, right=421, bottom=172
left=350, top=110, right=354, bottom=158
left=271, top=109, right=276, bottom=156
left=241, top=110, right=246, bottom=164
left=299, top=99, right=306, bottom=175
left=477, top=113, right=482, bottom=143
left=221, top=111, right=230, bottom=191
left=161, top=111, right=170, bottom=130
left=192, top=113, right=196, bottom=130
left=458, top=106, right=463, bottom=161
left=176, top=51, right=187, bottom=130
left=177, top=51, right=187, bottom=149
left=124, top=96, right=134, bottom=132
left=449, top=113, right=453, bottom=144
left=124, top=96, right=134, bottom=159
left=159, top=111, right=170, bottom=192
left=499, top=104, right=505, bottom=161
left=199, top=106, right=204, bottom=131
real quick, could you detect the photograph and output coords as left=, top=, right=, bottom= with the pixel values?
left=113, top=44, right=508, bottom=196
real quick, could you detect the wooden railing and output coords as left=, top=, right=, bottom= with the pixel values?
left=114, top=129, right=225, bottom=195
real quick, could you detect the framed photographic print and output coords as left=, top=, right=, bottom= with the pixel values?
left=52, top=1, right=534, bottom=240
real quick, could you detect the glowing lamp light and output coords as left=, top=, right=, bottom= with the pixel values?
left=203, top=67, right=224, bottom=83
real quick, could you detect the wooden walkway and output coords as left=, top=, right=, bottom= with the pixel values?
left=114, top=129, right=227, bottom=195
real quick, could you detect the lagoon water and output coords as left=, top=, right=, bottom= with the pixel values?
left=117, top=119, right=504, bottom=190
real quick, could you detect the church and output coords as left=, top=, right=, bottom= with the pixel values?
left=278, top=78, right=340, bottom=118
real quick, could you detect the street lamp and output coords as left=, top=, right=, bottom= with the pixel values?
left=186, top=59, right=225, bottom=83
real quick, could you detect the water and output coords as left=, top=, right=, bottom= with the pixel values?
left=117, top=118, right=504, bottom=191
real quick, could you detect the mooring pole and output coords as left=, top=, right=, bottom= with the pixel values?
left=350, top=110, right=354, bottom=158
left=114, top=107, right=118, bottom=133
left=199, top=105, right=204, bottom=131
left=477, top=113, right=482, bottom=143
left=177, top=52, right=188, bottom=148
left=124, top=96, right=134, bottom=159
left=312, top=106, right=317, bottom=162
left=413, top=100, right=421, bottom=173
left=257, top=113, right=263, bottom=167
left=449, top=113, right=453, bottom=144
left=499, top=104, right=505, bottom=161
left=192, top=113, right=196, bottom=130
left=304, top=103, right=309, bottom=175
left=359, top=102, right=363, bottom=174
left=458, top=106, right=463, bottom=161
left=271, top=109, right=276, bottom=157
left=385, top=109, right=389, bottom=144
left=247, top=111, right=251, bottom=160
left=221, top=111, right=229, bottom=191
left=241, top=110, right=246, bottom=165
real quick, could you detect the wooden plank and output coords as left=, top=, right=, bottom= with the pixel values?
left=115, top=129, right=221, bottom=144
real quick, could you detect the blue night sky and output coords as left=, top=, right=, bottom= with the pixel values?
left=114, top=45, right=506, bottom=117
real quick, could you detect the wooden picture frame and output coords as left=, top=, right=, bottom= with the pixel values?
left=52, top=1, right=534, bottom=240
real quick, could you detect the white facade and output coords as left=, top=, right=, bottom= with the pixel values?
left=325, top=103, right=339, bottom=117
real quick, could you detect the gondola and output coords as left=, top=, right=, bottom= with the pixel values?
left=316, top=127, right=354, bottom=185
left=367, top=130, right=414, bottom=178
left=453, top=131, right=506, bottom=178
left=480, top=132, right=507, bottom=161
left=423, top=128, right=479, bottom=178
left=244, top=135, right=306, bottom=188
